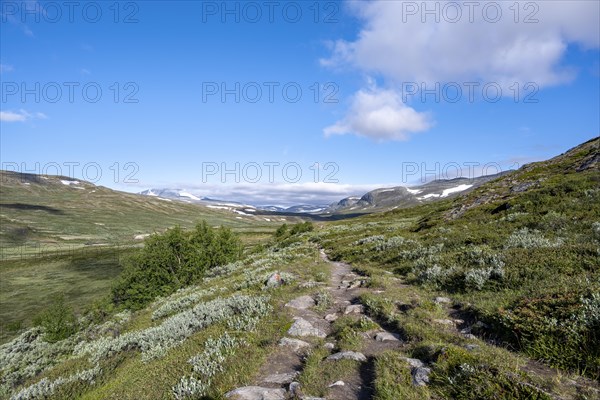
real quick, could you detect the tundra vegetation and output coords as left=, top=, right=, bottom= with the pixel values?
left=0, top=138, right=598, bottom=399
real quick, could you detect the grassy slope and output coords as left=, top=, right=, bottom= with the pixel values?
left=317, top=138, right=600, bottom=382
left=1, top=239, right=330, bottom=399
left=0, top=138, right=597, bottom=399
left=0, top=171, right=278, bottom=255
left=0, top=171, right=288, bottom=343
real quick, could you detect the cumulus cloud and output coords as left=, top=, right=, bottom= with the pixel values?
left=324, top=85, right=433, bottom=141
left=323, top=1, right=599, bottom=88
left=0, top=110, right=47, bottom=122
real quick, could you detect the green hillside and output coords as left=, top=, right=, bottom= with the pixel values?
left=0, top=171, right=280, bottom=257
left=0, top=138, right=598, bottom=399
left=0, top=172, right=289, bottom=344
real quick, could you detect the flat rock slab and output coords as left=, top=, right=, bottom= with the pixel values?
left=344, top=304, right=365, bottom=314
left=278, top=337, right=311, bottom=352
left=326, top=351, right=367, bottom=362
left=375, top=331, right=401, bottom=342
left=225, top=386, right=286, bottom=400
left=285, top=295, right=316, bottom=310
left=262, top=371, right=299, bottom=385
left=287, top=317, right=327, bottom=338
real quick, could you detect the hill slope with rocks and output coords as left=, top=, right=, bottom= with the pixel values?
left=1, top=138, right=598, bottom=399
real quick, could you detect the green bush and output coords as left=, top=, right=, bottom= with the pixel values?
left=490, top=289, right=600, bottom=379
left=430, top=346, right=553, bottom=399
left=273, top=222, right=314, bottom=246
left=33, top=295, right=78, bottom=343
left=112, top=221, right=242, bottom=309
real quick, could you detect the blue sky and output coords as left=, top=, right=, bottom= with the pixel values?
left=1, top=1, right=598, bottom=205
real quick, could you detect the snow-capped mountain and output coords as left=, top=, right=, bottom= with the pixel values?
left=324, top=173, right=509, bottom=214
left=138, top=189, right=324, bottom=215
left=280, top=204, right=329, bottom=214
left=139, top=173, right=510, bottom=217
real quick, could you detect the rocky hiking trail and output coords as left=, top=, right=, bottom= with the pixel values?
left=224, top=249, right=600, bottom=400
left=224, top=250, right=405, bottom=400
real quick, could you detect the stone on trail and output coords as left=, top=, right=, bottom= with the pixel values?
left=278, top=337, right=311, bottom=352
left=287, top=317, right=327, bottom=338
left=262, top=371, right=299, bottom=385
left=344, top=304, right=364, bottom=314
left=285, top=295, right=316, bottom=310
left=225, top=386, right=286, bottom=400
left=326, top=351, right=367, bottom=362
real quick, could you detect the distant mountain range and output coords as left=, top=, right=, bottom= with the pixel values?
left=138, top=172, right=509, bottom=216
left=323, top=173, right=509, bottom=214
left=138, top=189, right=330, bottom=214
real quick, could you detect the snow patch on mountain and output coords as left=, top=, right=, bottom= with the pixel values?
left=418, top=193, right=441, bottom=200
left=441, top=184, right=473, bottom=197
left=178, top=191, right=201, bottom=201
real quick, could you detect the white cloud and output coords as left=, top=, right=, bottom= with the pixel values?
left=0, top=63, right=14, bottom=73
left=324, top=1, right=599, bottom=88
left=0, top=110, right=47, bottom=123
left=324, top=85, right=433, bottom=141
